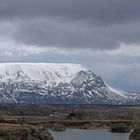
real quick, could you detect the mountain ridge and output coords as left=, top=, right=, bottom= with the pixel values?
left=0, top=63, right=139, bottom=105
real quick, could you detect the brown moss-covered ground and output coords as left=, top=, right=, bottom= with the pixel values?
left=0, top=124, right=53, bottom=140
left=0, top=105, right=140, bottom=139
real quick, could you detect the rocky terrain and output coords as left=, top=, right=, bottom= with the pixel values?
left=129, top=128, right=140, bottom=139
left=0, top=105, right=140, bottom=139
left=0, top=124, right=53, bottom=140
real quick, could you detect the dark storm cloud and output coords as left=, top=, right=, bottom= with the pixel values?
left=0, top=0, right=140, bottom=50
left=11, top=18, right=140, bottom=50
left=1, top=0, right=140, bottom=24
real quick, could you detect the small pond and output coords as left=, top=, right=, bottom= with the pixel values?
left=50, top=129, right=130, bottom=140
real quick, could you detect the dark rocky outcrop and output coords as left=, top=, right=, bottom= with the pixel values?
left=51, top=123, right=65, bottom=131
left=129, top=128, right=140, bottom=140
left=66, top=109, right=83, bottom=120
left=110, top=123, right=130, bottom=133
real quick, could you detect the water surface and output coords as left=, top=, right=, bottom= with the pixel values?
left=50, top=129, right=130, bottom=140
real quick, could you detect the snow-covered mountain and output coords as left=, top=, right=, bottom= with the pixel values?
left=0, top=63, right=139, bottom=104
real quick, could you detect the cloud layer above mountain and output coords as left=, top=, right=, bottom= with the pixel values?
left=0, top=0, right=140, bottom=50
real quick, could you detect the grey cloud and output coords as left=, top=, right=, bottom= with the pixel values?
left=0, top=0, right=140, bottom=25
left=0, top=0, right=140, bottom=50
left=9, top=18, right=140, bottom=50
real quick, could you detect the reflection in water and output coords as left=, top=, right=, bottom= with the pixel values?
left=50, top=129, right=130, bottom=140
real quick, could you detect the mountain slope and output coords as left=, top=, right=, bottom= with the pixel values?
left=0, top=63, right=139, bottom=104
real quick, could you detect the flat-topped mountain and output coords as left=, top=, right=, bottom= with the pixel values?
left=0, top=63, right=139, bottom=104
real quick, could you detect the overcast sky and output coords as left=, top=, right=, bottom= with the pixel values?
left=0, top=0, right=140, bottom=92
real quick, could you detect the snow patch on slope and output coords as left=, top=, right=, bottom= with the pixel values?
left=0, top=63, right=87, bottom=87
left=106, top=85, right=127, bottom=98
